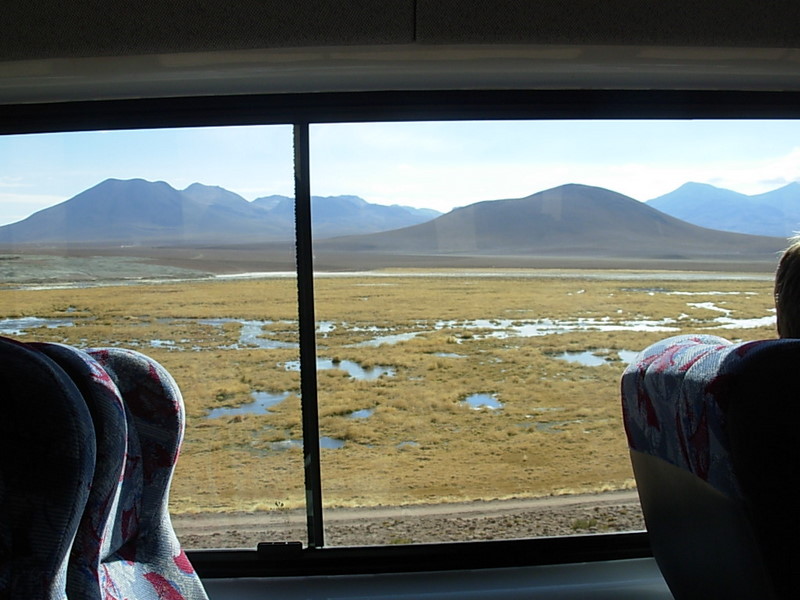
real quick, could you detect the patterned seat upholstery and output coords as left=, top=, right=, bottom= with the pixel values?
left=0, top=337, right=96, bottom=600
left=0, top=337, right=207, bottom=600
left=88, top=348, right=208, bottom=600
left=31, top=342, right=132, bottom=600
left=622, top=334, right=800, bottom=600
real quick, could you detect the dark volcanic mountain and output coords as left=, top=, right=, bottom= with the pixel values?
left=318, top=184, right=785, bottom=260
left=647, top=181, right=800, bottom=237
left=0, top=179, right=440, bottom=245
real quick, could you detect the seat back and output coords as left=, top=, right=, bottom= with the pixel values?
left=718, top=340, right=800, bottom=600
left=31, top=343, right=129, bottom=600
left=622, top=334, right=800, bottom=599
left=0, top=337, right=96, bottom=600
left=1, top=337, right=206, bottom=600
left=89, top=348, right=208, bottom=600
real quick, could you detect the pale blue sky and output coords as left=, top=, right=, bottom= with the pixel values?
left=1, top=120, right=799, bottom=226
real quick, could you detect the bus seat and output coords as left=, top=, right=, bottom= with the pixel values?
left=0, top=336, right=96, bottom=600
left=31, top=342, right=130, bottom=600
left=88, top=347, right=208, bottom=600
left=621, top=334, right=800, bottom=599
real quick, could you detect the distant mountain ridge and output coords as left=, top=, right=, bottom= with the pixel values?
left=319, top=183, right=784, bottom=261
left=0, top=179, right=787, bottom=264
left=0, top=179, right=441, bottom=245
left=647, top=181, right=800, bottom=237
left=251, top=194, right=442, bottom=239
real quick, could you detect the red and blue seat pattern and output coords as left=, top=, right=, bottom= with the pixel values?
left=622, top=334, right=800, bottom=599
left=0, top=336, right=207, bottom=600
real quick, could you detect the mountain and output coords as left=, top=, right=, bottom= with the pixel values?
left=0, top=180, right=785, bottom=263
left=0, top=179, right=441, bottom=245
left=318, top=184, right=784, bottom=260
left=251, top=194, right=443, bottom=238
left=647, top=182, right=800, bottom=237
left=0, top=179, right=287, bottom=245
left=181, top=183, right=253, bottom=210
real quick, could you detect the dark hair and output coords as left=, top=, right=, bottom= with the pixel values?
left=774, top=238, right=800, bottom=338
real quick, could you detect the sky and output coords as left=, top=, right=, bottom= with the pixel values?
left=1, top=119, right=800, bottom=226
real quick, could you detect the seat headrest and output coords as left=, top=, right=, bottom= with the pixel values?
left=31, top=342, right=129, bottom=598
left=0, top=336, right=96, bottom=599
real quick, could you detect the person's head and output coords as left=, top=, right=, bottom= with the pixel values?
left=774, top=238, right=800, bottom=338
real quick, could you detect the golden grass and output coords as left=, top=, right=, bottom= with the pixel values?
left=0, top=271, right=777, bottom=514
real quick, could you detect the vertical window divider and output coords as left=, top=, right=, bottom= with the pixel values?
left=293, top=121, right=325, bottom=548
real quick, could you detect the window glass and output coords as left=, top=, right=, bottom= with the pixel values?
left=0, top=125, right=303, bottom=549
left=0, top=119, right=791, bottom=550
left=309, top=120, right=784, bottom=545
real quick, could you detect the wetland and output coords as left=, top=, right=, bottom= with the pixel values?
left=0, top=264, right=778, bottom=546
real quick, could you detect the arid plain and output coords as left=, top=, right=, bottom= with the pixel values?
left=0, top=251, right=779, bottom=547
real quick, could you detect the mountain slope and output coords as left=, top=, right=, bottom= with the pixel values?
left=320, top=184, right=784, bottom=260
left=0, top=179, right=440, bottom=245
left=648, top=182, right=800, bottom=237
left=251, top=194, right=443, bottom=237
left=0, top=179, right=289, bottom=244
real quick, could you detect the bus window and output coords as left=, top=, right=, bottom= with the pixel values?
left=0, top=119, right=787, bottom=550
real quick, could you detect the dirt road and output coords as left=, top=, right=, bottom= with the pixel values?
left=174, top=490, right=644, bottom=549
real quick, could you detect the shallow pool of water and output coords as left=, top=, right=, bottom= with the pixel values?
left=199, top=318, right=298, bottom=349
left=206, top=391, right=291, bottom=418
left=270, top=439, right=303, bottom=451
left=552, top=350, right=608, bottom=367
left=284, top=358, right=394, bottom=380
left=351, top=332, right=424, bottom=347
left=0, top=316, right=75, bottom=335
left=320, top=436, right=345, bottom=449
left=348, top=408, right=374, bottom=419
left=551, top=349, right=639, bottom=366
left=436, top=317, right=681, bottom=340
left=617, top=350, right=640, bottom=364
left=269, top=436, right=345, bottom=450
left=463, top=393, right=503, bottom=410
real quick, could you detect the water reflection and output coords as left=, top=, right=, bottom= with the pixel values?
left=207, top=391, right=291, bottom=418
left=552, top=351, right=608, bottom=367
left=284, top=358, right=395, bottom=380
left=320, top=436, right=345, bottom=449
left=318, top=321, right=336, bottom=335
left=462, top=393, right=503, bottom=410
left=344, top=316, right=684, bottom=347
left=270, top=436, right=345, bottom=450
left=199, top=318, right=298, bottom=349
left=0, top=316, right=75, bottom=335
left=617, top=350, right=639, bottom=363
left=348, top=409, right=374, bottom=419
left=270, top=439, right=302, bottom=451
left=686, top=302, right=776, bottom=329
left=351, top=332, right=424, bottom=347
left=442, top=317, right=681, bottom=339
left=2, top=305, right=774, bottom=349
left=551, top=349, right=639, bottom=366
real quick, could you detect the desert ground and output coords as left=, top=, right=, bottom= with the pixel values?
left=0, top=248, right=778, bottom=549
left=172, top=490, right=644, bottom=548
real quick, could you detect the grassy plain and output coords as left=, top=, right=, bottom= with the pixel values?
left=0, top=269, right=777, bottom=515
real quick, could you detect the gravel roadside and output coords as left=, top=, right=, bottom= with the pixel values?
left=175, top=490, right=645, bottom=549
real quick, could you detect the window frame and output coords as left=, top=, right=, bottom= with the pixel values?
left=3, top=88, right=798, bottom=577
